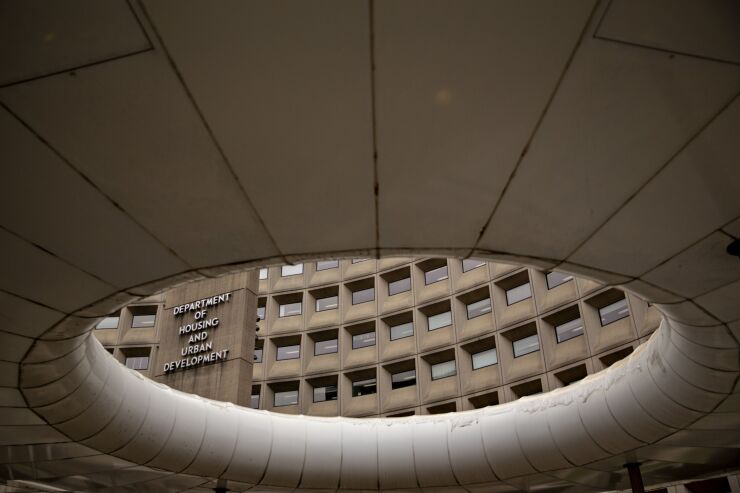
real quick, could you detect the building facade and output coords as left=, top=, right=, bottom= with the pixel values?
left=94, top=257, right=659, bottom=418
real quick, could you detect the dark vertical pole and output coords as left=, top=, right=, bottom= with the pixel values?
left=625, top=463, right=645, bottom=493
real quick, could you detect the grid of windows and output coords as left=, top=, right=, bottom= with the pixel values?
left=428, top=311, right=452, bottom=331
left=472, top=348, right=497, bottom=369
left=352, top=331, right=376, bottom=349
left=513, top=334, right=539, bottom=357
left=431, top=360, right=456, bottom=380
left=281, top=264, right=303, bottom=276
left=390, top=321, right=414, bottom=340
left=599, top=299, right=629, bottom=326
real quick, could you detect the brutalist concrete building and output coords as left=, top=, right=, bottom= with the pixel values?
left=2, top=1, right=740, bottom=492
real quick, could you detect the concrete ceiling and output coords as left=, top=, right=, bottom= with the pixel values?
left=0, top=0, right=739, bottom=491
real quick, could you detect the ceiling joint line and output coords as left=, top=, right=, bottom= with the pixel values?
left=592, top=35, right=740, bottom=67
left=0, top=101, right=193, bottom=270
left=368, top=0, right=381, bottom=260
left=562, top=90, right=740, bottom=265
left=136, top=0, right=290, bottom=266
left=468, top=0, right=602, bottom=258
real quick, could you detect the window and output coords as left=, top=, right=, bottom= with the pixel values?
left=466, top=298, right=492, bottom=319
left=130, top=306, right=157, bottom=328
left=351, top=378, right=376, bottom=397
left=314, top=338, right=338, bottom=355
left=352, top=287, right=374, bottom=305
left=390, top=321, right=414, bottom=341
left=257, top=306, right=265, bottom=320
left=313, top=385, right=338, bottom=402
left=424, top=265, right=449, bottom=285
left=388, top=277, right=411, bottom=296
left=276, top=344, right=300, bottom=360
left=599, top=298, right=629, bottom=326
left=431, top=360, right=456, bottom=380
left=472, top=348, right=498, bottom=369
left=513, top=334, right=539, bottom=357
left=258, top=268, right=268, bottom=280
left=315, top=295, right=338, bottom=312
left=546, top=271, right=572, bottom=289
left=555, top=317, right=584, bottom=343
left=125, top=356, right=149, bottom=370
left=352, top=331, right=376, bottom=349
left=250, top=393, right=260, bottom=409
left=253, top=347, right=263, bottom=363
left=281, top=264, right=303, bottom=276
left=505, top=282, right=532, bottom=305
left=352, top=258, right=369, bottom=264
left=316, top=260, right=339, bottom=271
left=95, top=315, right=119, bottom=330
left=279, top=301, right=302, bottom=317
left=428, top=310, right=452, bottom=331
left=274, top=390, right=298, bottom=407
left=462, top=258, right=485, bottom=272
left=391, top=370, right=416, bottom=389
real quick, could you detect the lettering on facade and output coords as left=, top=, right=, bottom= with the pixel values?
left=163, top=292, right=232, bottom=373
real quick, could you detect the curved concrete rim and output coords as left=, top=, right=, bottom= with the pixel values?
left=12, top=251, right=740, bottom=491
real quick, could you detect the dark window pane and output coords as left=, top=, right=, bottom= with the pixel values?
left=505, top=283, right=532, bottom=305
left=316, top=295, right=338, bottom=312
left=250, top=394, right=260, bottom=409
left=314, top=339, right=338, bottom=355
left=546, top=271, right=573, bottom=289
left=599, top=299, right=629, bottom=326
left=424, top=265, right=449, bottom=285
left=281, top=264, right=303, bottom=276
left=431, top=360, right=456, bottom=380
left=125, top=356, right=149, bottom=370
left=96, top=316, right=119, bottom=329
left=428, top=311, right=452, bottom=331
left=253, top=348, right=263, bottom=363
left=279, top=302, right=302, bottom=317
left=352, top=331, right=376, bottom=349
left=555, top=317, right=584, bottom=343
left=352, top=287, right=374, bottom=305
left=257, top=306, right=265, bottom=320
left=462, top=259, right=485, bottom=272
left=466, top=298, right=492, bottom=319
left=274, top=390, right=298, bottom=407
left=313, top=385, right=338, bottom=402
left=513, top=334, right=539, bottom=357
left=390, top=322, right=414, bottom=340
left=131, top=314, right=156, bottom=328
left=472, top=348, right=497, bottom=369
left=391, top=369, right=416, bottom=389
left=388, top=277, right=411, bottom=296
left=316, top=260, right=339, bottom=271
left=352, top=258, right=369, bottom=264
left=276, top=344, right=300, bottom=360
left=351, top=378, right=376, bottom=396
